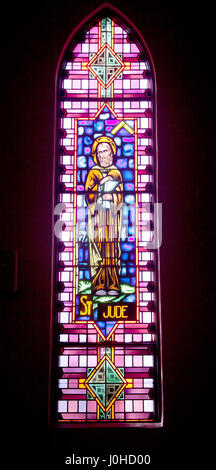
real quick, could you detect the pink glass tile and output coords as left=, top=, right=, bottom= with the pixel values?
left=72, top=79, right=81, bottom=88
left=131, top=102, right=140, bottom=108
left=131, top=44, right=139, bottom=53
left=115, top=401, right=124, bottom=412
left=67, top=413, right=86, bottom=419
left=63, top=390, right=86, bottom=397
left=89, top=26, right=98, bottom=34
left=88, top=356, right=97, bottom=367
left=89, top=80, right=98, bottom=89
left=114, top=80, right=122, bottom=89
left=115, top=44, right=123, bottom=53
left=89, top=102, right=97, bottom=109
left=115, top=27, right=123, bottom=34
left=69, top=379, right=79, bottom=388
left=69, top=335, right=78, bottom=342
left=131, top=79, right=139, bottom=88
left=73, top=102, right=81, bottom=109
left=69, top=356, right=79, bottom=366
left=134, top=400, right=143, bottom=412
left=73, top=44, right=81, bottom=53
left=72, top=63, right=81, bottom=70
left=125, top=412, right=148, bottom=419
left=134, top=378, right=143, bottom=388
left=90, top=44, right=98, bottom=52
left=87, top=401, right=97, bottom=412
left=115, top=413, right=124, bottom=419
left=134, top=334, right=142, bottom=342
left=133, top=356, right=143, bottom=366
left=68, top=401, right=78, bottom=412
left=126, top=390, right=147, bottom=397
left=115, top=334, right=124, bottom=342
left=88, top=334, right=97, bottom=342
left=114, top=355, right=124, bottom=366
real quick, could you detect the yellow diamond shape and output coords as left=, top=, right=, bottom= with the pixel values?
left=87, top=43, right=125, bottom=89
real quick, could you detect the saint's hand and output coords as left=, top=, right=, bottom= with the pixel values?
left=100, top=175, right=113, bottom=185
left=102, top=194, right=113, bottom=201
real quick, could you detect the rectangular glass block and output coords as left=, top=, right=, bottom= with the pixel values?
left=56, top=345, right=159, bottom=423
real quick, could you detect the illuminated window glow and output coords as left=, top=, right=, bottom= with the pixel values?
left=50, top=7, right=163, bottom=427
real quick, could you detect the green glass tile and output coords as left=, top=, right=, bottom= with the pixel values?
left=106, top=383, right=123, bottom=407
left=89, top=383, right=106, bottom=406
left=106, top=361, right=123, bottom=383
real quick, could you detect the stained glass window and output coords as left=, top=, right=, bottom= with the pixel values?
left=50, top=6, right=163, bottom=427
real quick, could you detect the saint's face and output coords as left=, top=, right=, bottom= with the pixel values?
left=96, top=143, right=113, bottom=167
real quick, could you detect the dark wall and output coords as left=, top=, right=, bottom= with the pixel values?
left=3, top=0, right=213, bottom=466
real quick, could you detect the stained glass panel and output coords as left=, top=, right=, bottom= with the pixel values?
left=51, top=12, right=162, bottom=426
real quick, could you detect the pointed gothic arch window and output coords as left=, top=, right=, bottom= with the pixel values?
left=49, top=3, right=163, bottom=427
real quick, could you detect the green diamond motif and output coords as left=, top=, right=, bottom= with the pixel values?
left=85, top=355, right=126, bottom=412
left=88, top=44, right=125, bottom=88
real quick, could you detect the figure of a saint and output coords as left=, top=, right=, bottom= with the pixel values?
left=85, top=136, right=123, bottom=296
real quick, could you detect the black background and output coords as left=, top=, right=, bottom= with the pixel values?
left=3, top=0, right=214, bottom=467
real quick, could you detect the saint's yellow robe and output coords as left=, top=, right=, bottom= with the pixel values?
left=85, top=164, right=123, bottom=294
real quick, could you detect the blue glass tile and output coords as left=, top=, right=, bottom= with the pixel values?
left=114, top=137, right=121, bottom=146
left=85, top=126, right=93, bottom=135
left=88, top=158, right=94, bottom=167
left=84, top=147, right=91, bottom=155
left=84, top=249, right=88, bottom=262
left=78, top=127, right=84, bottom=135
left=122, top=170, right=133, bottom=181
left=101, top=106, right=110, bottom=114
left=100, top=113, right=110, bottom=120
left=77, top=208, right=86, bottom=220
left=79, top=250, right=83, bottom=262
left=94, top=133, right=103, bottom=139
left=119, top=128, right=131, bottom=136
left=123, top=294, right=136, bottom=302
left=84, top=136, right=93, bottom=145
left=77, top=156, right=87, bottom=168
left=125, top=120, right=134, bottom=128
left=80, top=170, right=87, bottom=183
left=79, top=120, right=92, bottom=126
left=125, top=183, right=134, bottom=191
left=122, top=242, right=133, bottom=251
left=116, top=158, right=127, bottom=168
left=123, top=144, right=134, bottom=157
left=122, top=205, right=128, bottom=217
left=94, top=121, right=104, bottom=132
left=93, top=311, right=98, bottom=321
left=77, top=137, right=83, bottom=155
left=128, top=267, right=136, bottom=274
left=125, top=194, right=135, bottom=204
left=84, top=271, right=90, bottom=280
